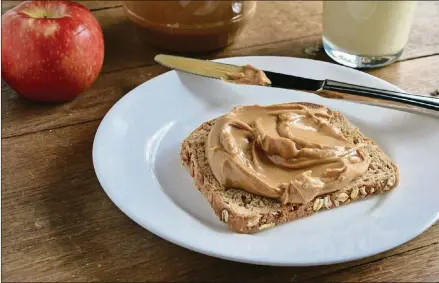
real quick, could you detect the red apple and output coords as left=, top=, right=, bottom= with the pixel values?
left=1, top=1, right=104, bottom=102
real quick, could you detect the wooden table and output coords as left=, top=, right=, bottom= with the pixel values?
left=2, top=1, right=439, bottom=281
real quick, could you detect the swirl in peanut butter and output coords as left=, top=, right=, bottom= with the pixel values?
left=206, top=104, right=370, bottom=204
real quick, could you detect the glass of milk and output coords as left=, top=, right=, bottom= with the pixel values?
left=323, top=1, right=417, bottom=68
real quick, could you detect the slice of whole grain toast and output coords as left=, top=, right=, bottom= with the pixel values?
left=180, top=102, right=399, bottom=234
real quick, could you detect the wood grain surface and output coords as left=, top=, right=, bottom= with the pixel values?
left=2, top=1, right=439, bottom=282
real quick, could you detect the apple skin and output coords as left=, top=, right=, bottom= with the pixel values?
left=1, top=1, right=104, bottom=102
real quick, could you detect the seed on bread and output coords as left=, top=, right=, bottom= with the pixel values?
left=259, top=223, right=275, bottom=230
left=360, top=186, right=367, bottom=196
left=221, top=209, right=229, bottom=223
left=313, top=198, right=324, bottom=212
left=337, top=192, right=349, bottom=202
left=324, top=196, right=332, bottom=209
left=350, top=188, right=359, bottom=200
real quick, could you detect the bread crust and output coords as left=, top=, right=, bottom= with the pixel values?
left=180, top=102, right=399, bottom=234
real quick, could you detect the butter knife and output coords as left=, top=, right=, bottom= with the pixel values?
left=155, top=54, right=439, bottom=114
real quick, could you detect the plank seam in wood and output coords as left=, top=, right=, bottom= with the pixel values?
left=397, top=52, right=439, bottom=63
left=89, top=5, right=123, bottom=13
left=307, top=241, right=439, bottom=281
left=2, top=118, right=102, bottom=140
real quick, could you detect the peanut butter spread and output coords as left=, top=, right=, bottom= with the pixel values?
left=206, top=104, right=371, bottom=204
left=225, top=65, right=271, bottom=86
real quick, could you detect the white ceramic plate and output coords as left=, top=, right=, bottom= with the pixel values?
left=93, top=56, right=439, bottom=266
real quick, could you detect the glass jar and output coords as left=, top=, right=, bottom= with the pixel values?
left=123, top=1, right=257, bottom=53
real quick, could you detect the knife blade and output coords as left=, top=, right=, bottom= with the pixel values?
left=155, top=54, right=324, bottom=91
left=154, top=54, right=439, bottom=115
left=155, top=54, right=244, bottom=80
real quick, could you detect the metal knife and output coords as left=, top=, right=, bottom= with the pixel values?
left=155, top=54, right=439, bottom=115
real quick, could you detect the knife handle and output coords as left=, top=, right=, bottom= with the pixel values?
left=319, top=79, right=439, bottom=115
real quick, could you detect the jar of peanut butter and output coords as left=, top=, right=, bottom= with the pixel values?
left=123, top=1, right=257, bottom=53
